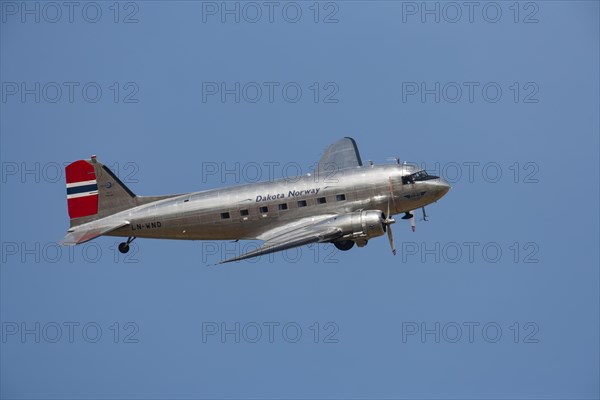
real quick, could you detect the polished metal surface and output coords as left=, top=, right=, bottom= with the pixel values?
left=61, top=137, right=451, bottom=262
left=104, top=163, right=449, bottom=240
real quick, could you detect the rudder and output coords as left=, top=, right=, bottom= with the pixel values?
left=65, top=156, right=137, bottom=227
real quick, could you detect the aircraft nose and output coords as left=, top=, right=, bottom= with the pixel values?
left=439, top=177, right=451, bottom=194
left=432, top=177, right=451, bottom=199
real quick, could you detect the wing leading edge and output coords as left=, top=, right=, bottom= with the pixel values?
left=213, top=216, right=345, bottom=265
left=215, top=137, right=365, bottom=265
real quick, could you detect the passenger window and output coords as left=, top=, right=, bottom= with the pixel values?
left=259, top=206, right=268, bottom=213
left=336, top=194, right=346, bottom=201
left=240, top=209, right=249, bottom=216
left=220, top=212, right=230, bottom=219
left=297, top=200, right=307, bottom=207
left=278, top=203, right=288, bottom=211
left=317, top=197, right=327, bottom=204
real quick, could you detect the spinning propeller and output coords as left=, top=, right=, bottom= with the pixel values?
left=383, top=177, right=397, bottom=255
left=385, top=176, right=429, bottom=255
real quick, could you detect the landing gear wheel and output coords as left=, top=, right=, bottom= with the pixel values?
left=334, top=240, right=355, bottom=251
left=118, top=237, right=136, bottom=254
left=118, top=242, right=130, bottom=254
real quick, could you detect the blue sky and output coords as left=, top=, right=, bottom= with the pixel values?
left=1, top=1, right=599, bottom=398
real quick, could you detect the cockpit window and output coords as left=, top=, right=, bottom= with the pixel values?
left=402, top=170, right=437, bottom=184
left=402, top=175, right=414, bottom=185
left=412, top=171, right=429, bottom=181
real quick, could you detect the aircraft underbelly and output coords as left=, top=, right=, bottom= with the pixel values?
left=106, top=215, right=298, bottom=241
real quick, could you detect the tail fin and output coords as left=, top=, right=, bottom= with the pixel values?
left=65, top=156, right=136, bottom=227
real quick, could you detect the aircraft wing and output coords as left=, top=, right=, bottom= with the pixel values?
left=61, top=221, right=130, bottom=245
left=317, top=137, right=363, bottom=175
left=214, top=216, right=344, bottom=265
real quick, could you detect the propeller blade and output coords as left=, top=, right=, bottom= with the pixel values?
left=401, top=212, right=414, bottom=220
left=387, top=223, right=396, bottom=255
left=411, top=210, right=416, bottom=232
left=422, top=206, right=428, bottom=221
left=384, top=181, right=396, bottom=255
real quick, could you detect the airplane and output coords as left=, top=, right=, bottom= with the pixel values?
left=61, top=137, right=450, bottom=264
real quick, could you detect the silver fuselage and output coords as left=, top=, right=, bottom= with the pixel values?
left=105, top=164, right=450, bottom=241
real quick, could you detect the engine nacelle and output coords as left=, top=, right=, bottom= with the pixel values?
left=335, top=210, right=386, bottom=240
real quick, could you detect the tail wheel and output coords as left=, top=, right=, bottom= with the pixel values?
left=118, top=243, right=130, bottom=254
left=334, top=240, right=355, bottom=251
left=118, top=237, right=136, bottom=254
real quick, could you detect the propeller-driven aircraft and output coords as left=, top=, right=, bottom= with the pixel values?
left=61, top=138, right=450, bottom=264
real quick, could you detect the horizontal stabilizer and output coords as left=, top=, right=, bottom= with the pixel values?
left=61, top=221, right=130, bottom=245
